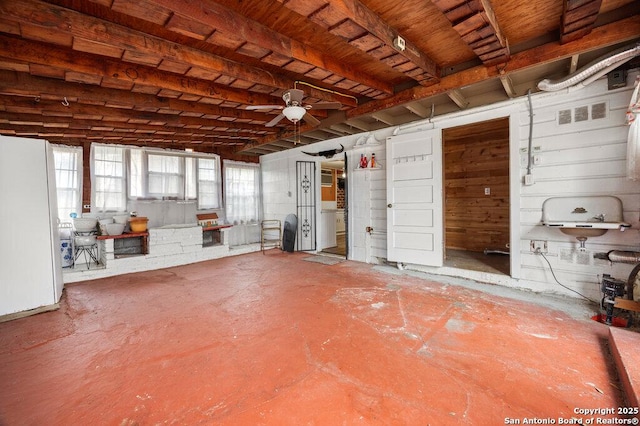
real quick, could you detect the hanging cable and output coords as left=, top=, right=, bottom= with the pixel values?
left=294, top=81, right=358, bottom=104
left=536, top=250, right=597, bottom=304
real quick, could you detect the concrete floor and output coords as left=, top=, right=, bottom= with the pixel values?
left=445, top=249, right=510, bottom=275
left=0, top=251, right=631, bottom=425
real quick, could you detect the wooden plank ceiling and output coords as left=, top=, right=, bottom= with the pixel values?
left=0, top=0, right=638, bottom=159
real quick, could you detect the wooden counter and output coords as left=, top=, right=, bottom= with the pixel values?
left=97, top=231, right=149, bottom=240
left=201, top=225, right=232, bottom=232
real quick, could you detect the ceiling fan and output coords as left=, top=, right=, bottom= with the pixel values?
left=247, top=88, right=341, bottom=127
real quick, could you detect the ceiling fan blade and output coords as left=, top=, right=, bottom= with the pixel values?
left=265, top=113, right=286, bottom=127
left=246, top=105, right=284, bottom=110
left=310, top=102, right=342, bottom=110
left=302, top=112, right=321, bottom=126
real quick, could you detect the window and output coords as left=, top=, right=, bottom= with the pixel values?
left=92, top=144, right=220, bottom=211
left=52, top=145, right=82, bottom=221
left=198, top=158, right=221, bottom=209
left=92, top=144, right=126, bottom=212
left=224, top=160, right=261, bottom=224
left=147, top=154, right=183, bottom=198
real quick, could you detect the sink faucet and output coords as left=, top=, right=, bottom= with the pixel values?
left=593, top=214, right=605, bottom=222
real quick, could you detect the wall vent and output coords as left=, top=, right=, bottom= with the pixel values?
left=560, top=249, right=574, bottom=263
left=558, top=102, right=607, bottom=125
left=591, top=102, right=606, bottom=119
left=576, top=251, right=591, bottom=265
left=575, top=106, right=589, bottom=122
left=559, top=248, right=593, bottom=265
left=559, top=109, right=572, bottom=125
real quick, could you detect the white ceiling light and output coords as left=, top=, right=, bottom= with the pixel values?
left=282, top=105, right=306, bottom=122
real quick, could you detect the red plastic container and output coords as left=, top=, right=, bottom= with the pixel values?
left=591, top=314, right=628, bottom=328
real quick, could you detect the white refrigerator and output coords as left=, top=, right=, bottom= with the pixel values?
left=0, top=136, right=63, bottom=317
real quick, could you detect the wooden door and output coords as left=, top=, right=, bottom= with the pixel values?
left=386, top=130, right=443, bottom=266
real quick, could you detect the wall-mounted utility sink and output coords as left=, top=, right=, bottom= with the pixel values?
left=555, top=227, right=609, bottom=238
left=541, top=196, right=631, bottom=248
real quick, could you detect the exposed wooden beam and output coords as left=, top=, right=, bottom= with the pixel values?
left=569, top=54, right=580, bottom=74
left=432, top=0, right=510, bottom=66
left=370, top=111, right=396, bottom=125
left=320, top=0, right=440, bottom=84
left=0, top=95, right=271, bottom=132
left=141, top=0, right=392, bottom=97
left=302, top=131, right=329, bottom=141
left=0, top=0, right=302, bottom=94
left=0, top=113, right=269, bottom=138
left=0, top=126, right=252, bottom=145
left=560, top=0, right=602, bottom=44
left=320, top=128, right=348, bottom=137
left=499, top=75, right=516, bottom=98
left=447, top=89, right=469, bottom=109
left=347, top=15, right=640, bottom=118
left=329, top=123, right=357, bottom=134
left=0, top=35, right=286, bottom=107
left=267, top=141, right=299, bottom=149
left=0, top=70, right=277, bottom=123
left=344, top=118, right=372, bottom=132
left=404, top=103, right=432, bottom=119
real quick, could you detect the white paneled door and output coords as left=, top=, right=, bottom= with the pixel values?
left=386, top=130, right=443, bottom=266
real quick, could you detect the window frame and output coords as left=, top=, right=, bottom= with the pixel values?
left=88, top=144, right=222, bottom=211
left=91, top=144, right=127, bottom=213
left=223, top=159, right=262, bottom=224
left=51, top=144, right=83, bottom=222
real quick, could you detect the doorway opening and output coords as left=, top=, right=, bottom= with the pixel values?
left=319, top=154, right=347, bottom=258
left=443, top=117, right=510, bottom=276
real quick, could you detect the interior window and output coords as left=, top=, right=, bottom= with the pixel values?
left=147, top=154, right=183, bottom=198
left=198, top=157, right=221, bottom=210
left=92, top=145, right=126, bottom=212
left=224, top=160, right=261, bottom=224
left=94, top=144, right=221, bottom=211
left=52, top=145, right=82, bottom=221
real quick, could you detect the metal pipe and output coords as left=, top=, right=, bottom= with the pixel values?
left=605, top=250, right=640, bottom=264
left=526, top=90, right=534, bottom=175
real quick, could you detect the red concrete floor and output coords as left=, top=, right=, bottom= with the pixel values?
left=0, top=251, right=632, bottom=425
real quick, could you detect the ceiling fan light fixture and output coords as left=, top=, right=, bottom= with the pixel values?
left=283, top=105, right=306, bottom=122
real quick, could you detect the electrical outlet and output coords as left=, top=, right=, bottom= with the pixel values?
left=484, top=187, right=490, bottom=195
left=83, top=204, right=91, bottom=209
left=530, top=240, right=548, bottom=253
left=524, top=174, right=534, bottom=185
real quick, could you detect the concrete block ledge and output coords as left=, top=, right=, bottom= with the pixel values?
left=609, top=327, right=640, bottom=407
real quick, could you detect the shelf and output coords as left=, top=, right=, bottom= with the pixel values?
left=201, top=224, right=232, bottom=232
left=353, top=165, right=383, bottom=171
left=353, top=135, right=383, bottom=148
left=261, top=220, right=282, bottom=253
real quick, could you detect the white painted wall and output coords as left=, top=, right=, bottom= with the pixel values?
left=261, top=70, right=640, bottom=300
left=517, top=72, right=640, bottom=300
